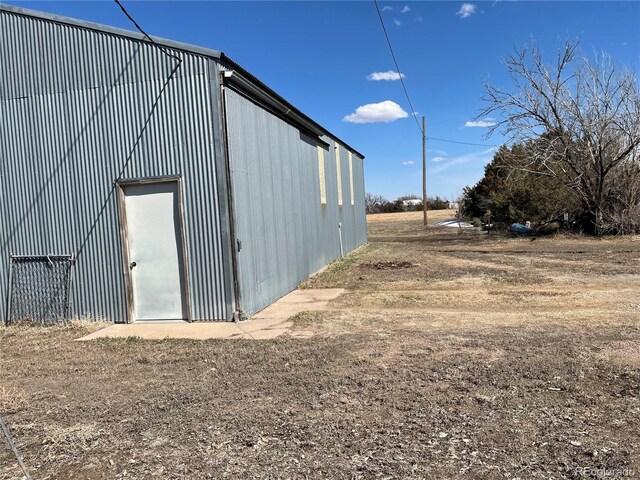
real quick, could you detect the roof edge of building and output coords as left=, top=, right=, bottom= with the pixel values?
left=220, top=55, right=365, bottom=158
left=0, top=3, right=365, bottom=159
left=0, top=3, right=223, bottom=59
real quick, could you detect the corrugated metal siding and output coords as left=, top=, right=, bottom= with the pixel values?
left=224, top=88, right=367, bottom=316
left=0, top=11, right=233, bottom=322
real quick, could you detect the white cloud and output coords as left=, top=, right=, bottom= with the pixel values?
left=401, top=5, right=410, bottom=13
left=343, top=101, right=409, bottom=124
left=402, top=160, right=415, bottom=165
left=432, top=156, right=448, bottom=163
left=415, top=15, right=423, bottom=23
left=382, top=5, right=393, bottom=11
left=429, top=149, right=448, bottom=156
left=367, top=70, right=405, bottom=81
left=430, top=147, right=496, bottom=174
left=464, top=117, right=497, bottom=128
left=456, top=3, right=477, bottom=18
left=393, top=18, right=402, bottom=26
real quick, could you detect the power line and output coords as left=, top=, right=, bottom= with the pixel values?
left=113, top=0, right=182, bottom=65
left=373, top=1, right=497, bottom=148
left=373, top=0, right=422, bottom=135
left=427, top=137, right=497, bottom=148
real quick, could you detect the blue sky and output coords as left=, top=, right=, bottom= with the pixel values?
left=11, top=1, right=640, bottom=200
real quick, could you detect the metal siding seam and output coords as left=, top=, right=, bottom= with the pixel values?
left=198, top=70, right=215, bottom=319
left=271, top=118, right=284, bottom=293
left=0, top=107, right=9, bottom=320
left=207, top=78, right=225, bottom=318
left=43, top=96, right=55, bottom=252
left=105, top=82, right=123, bottom=320
left=189, top=73, right=207, bottom=319
left=202, top=69, right=227, bottom=320
left=78, top=87, right=96, bottom=313
left=0, top=14, right=9, bottom=98
left=295, top=136, right=307, bottom=279
left=200, top=93, right=214, bottom=319
left=0, top=107, right=6, bottom=318
left=108, top=52, right=127, bottom=321
left=279, top=128, right=290, bottom=283
left=182, top=72, right=198, bottom=318
left=52, top=94, right=65, bottom=253
left=62, top=84, right=78, bottom=315
left=207, top=61, right=235, bottom=316
left=12, top=93, right=25, bottom=251
left=18, top=97, right=27, bottom=251
left=182, top=70, right=200, bottom=318
left=186, top=70, right=198, bottom=316
left=19, top=16, right=28, bottom=96
left=30, top=94, right=44, bottom=253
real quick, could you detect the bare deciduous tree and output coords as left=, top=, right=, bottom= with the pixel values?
left=365, top=193, right=387, bottom=214
left=480, top=41, right=640, bottom=234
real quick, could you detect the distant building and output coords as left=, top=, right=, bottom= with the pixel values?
left=402, top=199, right=423, bottom=208
left=448, top=202, right=460, bottom=210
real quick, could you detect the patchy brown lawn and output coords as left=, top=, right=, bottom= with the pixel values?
left=1, top=211, right=639, bottom=479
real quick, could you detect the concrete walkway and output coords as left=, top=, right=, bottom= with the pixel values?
left=77, top=288, right=345, bottom=341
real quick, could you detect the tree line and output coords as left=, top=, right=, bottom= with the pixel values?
left=365, top=194, right=450, bottom=214
left=466, top=41, right=640, bottom=235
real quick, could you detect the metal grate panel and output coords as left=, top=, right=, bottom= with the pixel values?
left=5, top=254, right=74, bottom=325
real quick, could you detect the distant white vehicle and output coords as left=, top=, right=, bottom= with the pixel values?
left=440, top=219, right=475, bottom=229
left=448, top=202, right=460, bottom=210
left=402, top=199, right=422, bottom=207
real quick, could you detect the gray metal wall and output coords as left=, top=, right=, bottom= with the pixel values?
left=224, top=88, right=367, bottom=316
left=0, top=10, right=234, bottom=322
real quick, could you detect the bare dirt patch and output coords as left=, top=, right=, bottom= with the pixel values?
left=597, top=340, right=640, bottom=368
left=359, top=260, right=416, bottom=270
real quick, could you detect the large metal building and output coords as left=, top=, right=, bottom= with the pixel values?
left=0, top=5, right=367, bottom=323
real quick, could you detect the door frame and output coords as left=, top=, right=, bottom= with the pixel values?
left=116, top=175, right=192, bottom=323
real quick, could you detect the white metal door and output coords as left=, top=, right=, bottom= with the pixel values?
left=123, top=182, right=188, bottom=321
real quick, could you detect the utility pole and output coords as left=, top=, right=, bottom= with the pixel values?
left=422, top=116, right=427, bottom=227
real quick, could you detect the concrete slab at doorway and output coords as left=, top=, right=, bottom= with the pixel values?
left=77, top=288, right=345, bottom=341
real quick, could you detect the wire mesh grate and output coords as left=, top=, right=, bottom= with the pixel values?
left=5, top=254, right=74, bottom=326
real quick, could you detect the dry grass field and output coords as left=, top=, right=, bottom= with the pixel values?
left=1, top=210, right=639, bottom=479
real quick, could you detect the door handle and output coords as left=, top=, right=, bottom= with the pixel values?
left=129, top=261, right=137, bottom=270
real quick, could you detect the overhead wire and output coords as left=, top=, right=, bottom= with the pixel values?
left=373, top=0, right=422, bottom=135
left=373, top=0, right=499, bottom=149
left=113, top=0, right=182, bottom=66
left=427, top=137, right=496, bottom=147
left=78, top=0, right=187, bottom=258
